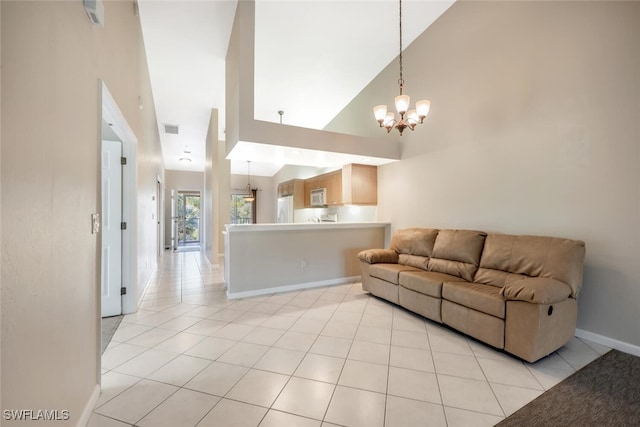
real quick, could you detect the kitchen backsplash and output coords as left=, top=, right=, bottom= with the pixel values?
left=294, top=206, right=377, bottom=223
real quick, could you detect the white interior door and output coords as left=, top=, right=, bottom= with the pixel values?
left=101, top=140, right=122, bottom=317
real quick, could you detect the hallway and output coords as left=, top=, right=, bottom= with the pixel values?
left=90, top=251, right=608, bottom=427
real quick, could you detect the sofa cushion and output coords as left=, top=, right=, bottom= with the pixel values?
left=399, top=271, right=466, bottom=298
left=478, top=233, right=586, bottom=297
left=391, top=228, right=439, bottom=257
left=442, top=281, right=505, bottom=319
left=358, top=249, right=399, bottom=264
left=428, top=229, right=487, bottom=282
left=370, top=264, right=420, bottom=284
left=398, top=254, right=429, bottom=270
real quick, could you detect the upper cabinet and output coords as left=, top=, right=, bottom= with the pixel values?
left=277, top=179, right=305, bottom=209
left=303, top=174, right=338, bottom=207
left=342, top=164, right=377, bottom=205
left=301, top=164, right=377, bottom=207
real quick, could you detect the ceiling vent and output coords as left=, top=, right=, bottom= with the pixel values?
left=163, top=124, right=179, bottom=135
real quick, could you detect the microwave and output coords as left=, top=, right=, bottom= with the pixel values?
left=310, top=188, right=327, bottom=207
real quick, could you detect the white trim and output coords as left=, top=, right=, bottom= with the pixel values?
left=76, top=384, right=100, bottom=427
left=226, top=276, right=361, bottom=300
left=575, top=328, right=640, bottom=357
left=101, top=80, right=138, bottom=315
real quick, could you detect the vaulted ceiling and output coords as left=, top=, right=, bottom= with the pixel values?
left=138, top=0, right=454, bottom=176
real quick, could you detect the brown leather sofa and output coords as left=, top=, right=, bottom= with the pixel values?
left=358, top=228, right=585, bottom=362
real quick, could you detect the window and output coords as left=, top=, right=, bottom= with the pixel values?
left=177, top=192, right=201, bottom=244
left=231, top=190, right=256, bottom=224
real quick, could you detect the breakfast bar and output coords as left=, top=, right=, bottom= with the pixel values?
left=223, top=222, right=390, bottom=299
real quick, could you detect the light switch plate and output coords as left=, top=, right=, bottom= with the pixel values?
left=91, top=213, right=101, bottom=234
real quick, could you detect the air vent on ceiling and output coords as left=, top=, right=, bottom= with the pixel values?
left=163, top=124, right=179, bottom=135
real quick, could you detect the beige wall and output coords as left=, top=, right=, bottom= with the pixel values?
left=204, top=109, right=231, bottom=263
left=328, top=1, right=640, bottom=349
left=204, top=110, right=217, bottom=262
left=1, top=0, right=163, bottom=422
left=135, top=19, right=165, bottom=297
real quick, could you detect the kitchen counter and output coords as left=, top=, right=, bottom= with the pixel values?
left=223, top=222, right=390, bottom=299
left=224, top=221, right=390, bottom=232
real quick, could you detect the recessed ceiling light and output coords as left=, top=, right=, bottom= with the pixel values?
left=179, top=151, right=191, bottom=163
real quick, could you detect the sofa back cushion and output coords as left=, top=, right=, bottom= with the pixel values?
left=428, top=229, right=487, bottom=282
left=391, top=228, right=439, bottom=270
left=476, top=233, right=586, bottom=297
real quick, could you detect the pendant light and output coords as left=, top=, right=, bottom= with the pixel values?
left=243, top=161, right=255, bottom=202
left=373, top=0, right=431, bottom=135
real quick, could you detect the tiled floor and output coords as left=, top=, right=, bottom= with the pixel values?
left=90, top=251, right=609, bottom=427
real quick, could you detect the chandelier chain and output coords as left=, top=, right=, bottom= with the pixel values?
left=398, top=0, right=404, bottom=92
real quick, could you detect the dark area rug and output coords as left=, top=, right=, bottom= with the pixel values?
left=497, top=349, right=640, bottom=426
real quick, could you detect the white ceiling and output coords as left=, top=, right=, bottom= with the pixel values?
left=138, top=0, right=454, bottom=176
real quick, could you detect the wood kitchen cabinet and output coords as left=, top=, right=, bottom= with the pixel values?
left=325, top=170, right=343, bottom=206
left=277, top=179, right=305, bottom=209
left=342, top=164, right=377, bottom=205
left=303, top=176, right=322, bottom=208
left=303, top=164, right=377, bottom=207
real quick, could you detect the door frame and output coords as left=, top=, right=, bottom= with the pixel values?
left=101, top=81, right=138, bottom=315
left=176, top=190, right=202, bottom=247
left=156, top=176, right=163, bottom=259
left=101, top=139, right=123, bottom=317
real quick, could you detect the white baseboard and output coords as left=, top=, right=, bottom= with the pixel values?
left=226, top=276, right=361, bottom=300
left=77, top=384, right=100, bottom=427
left=575, top=328, right=640, bottom=357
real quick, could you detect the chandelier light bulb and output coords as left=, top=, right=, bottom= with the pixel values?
left=384, top=112, right=395, bottom=129
left=407, top=109, right=419, bottom=128
left=394, top=94, right=410, bottom=115
left=373, top=105, right=388, bottom=123
left=416, top=99, right=431, bottom=121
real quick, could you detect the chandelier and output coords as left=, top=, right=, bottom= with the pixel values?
left=243, top=161, right=255, bottom=202
left=373, top=0, right=431, bottom=135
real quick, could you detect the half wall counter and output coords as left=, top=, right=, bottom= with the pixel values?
left=223, top=222, right=390, bottom=299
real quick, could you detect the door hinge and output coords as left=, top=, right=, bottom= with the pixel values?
left=121, top=287, right=127, bottom=295
left=121, top=157, right=127, bottom=165
left=121, top=222, right=127, bottom=230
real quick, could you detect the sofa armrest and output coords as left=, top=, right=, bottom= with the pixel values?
left=358, top=249, right=398, bottom=264
left=500, top=277, right=572, bottom=304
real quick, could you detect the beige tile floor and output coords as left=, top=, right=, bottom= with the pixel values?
left=90, top=251, right=609, bottom=427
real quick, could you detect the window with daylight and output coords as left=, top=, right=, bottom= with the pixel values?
left=230, top=191, right=256, bottom=224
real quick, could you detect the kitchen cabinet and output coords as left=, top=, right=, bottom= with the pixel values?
left=303, top=164, right=377, bottom=207
left=277, top=179, right=305, bottom=209
left=303, top=170, right=342, bottom=207
left=342, top=164, right=377, bottom=205
left=325, top=170, right=343, bottom=205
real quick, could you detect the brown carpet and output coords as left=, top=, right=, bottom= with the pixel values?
left=497, top=349, right=640, bottom=426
